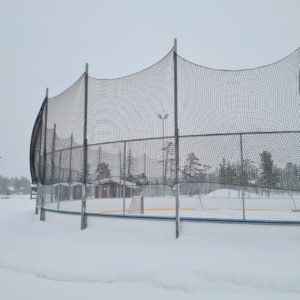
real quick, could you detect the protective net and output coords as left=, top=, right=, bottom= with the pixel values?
left=31, top=46, right=300, bottom=222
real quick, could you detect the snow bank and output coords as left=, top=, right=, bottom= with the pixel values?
left=0, top=196, right=300, bottom=299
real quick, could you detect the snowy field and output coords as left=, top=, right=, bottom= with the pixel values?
left=1, top=196, right=300, bottom=299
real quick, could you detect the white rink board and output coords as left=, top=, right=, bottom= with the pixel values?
left=44, top=188, right=300, bottom=221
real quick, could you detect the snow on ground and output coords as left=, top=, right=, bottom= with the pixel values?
left=0, top=196, right=300, bottom=299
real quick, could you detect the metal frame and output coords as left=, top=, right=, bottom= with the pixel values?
left=40, top=88, right=48, bottom=221
left=240, top=134, right=245, bottom=220
left=45, top=129, right=300, bottom=155
left=81, top=63, right=89, bottom=230
left=50, top=124, right=56, bottom=202
left=122, top=141, right=126, bottom=214
left=43, top=208, right=300, bottom=226
left=173, top=38, right=180, bottom=238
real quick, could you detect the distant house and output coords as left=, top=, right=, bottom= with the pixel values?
left=95, top=178, right=136, bottom=198
left=50, top=179, right=137, bottom=201
left=30, top=184, right=37, bottom=199
left=54, top=183, right=69, bottom=201
left=7, top=186, right=16, bottom=195
left=72, top=183, right=83, bottom=200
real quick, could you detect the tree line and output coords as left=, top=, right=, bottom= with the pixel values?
left=83, top=147, right=300, bottom=191
left=0, top=176, right=31, bottom=195
left=182, top=150, right=300, bottom=190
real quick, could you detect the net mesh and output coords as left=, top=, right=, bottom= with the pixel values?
left=30, top=46, right=300, bottom=222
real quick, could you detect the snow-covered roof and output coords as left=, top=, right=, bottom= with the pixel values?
left=98, top=178, right=136, bottom=188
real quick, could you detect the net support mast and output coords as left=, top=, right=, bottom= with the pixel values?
left=174, top=38, right=180, bottom=238
left=40, top=88, right=48, bottom=221
left=81, top=63, right=88, bottom=230
left=240, top=134, right=245, bottom=220
left=50, top=124, right=56, bottom=202
left=68, top=133, right=73, bottom=200
left=123, top=141, right=126, bottom=215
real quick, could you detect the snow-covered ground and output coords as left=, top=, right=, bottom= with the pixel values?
left=1, top=196, right=300, bottom=299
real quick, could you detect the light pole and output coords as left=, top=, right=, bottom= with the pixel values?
left=157, top=113, right=168, bottom=196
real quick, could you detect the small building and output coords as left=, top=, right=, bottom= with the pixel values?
left=73, top=184, right=83, bottom=200
left=54, top=183, right=69, bottom=201
left=95, top=178, right=136, bottom=198
left=30, top=184, right=37, bottom=199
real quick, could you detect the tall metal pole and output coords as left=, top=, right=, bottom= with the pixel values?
left=81, top=63, right=88, bottom=230
left=98, top=146, right=101, bottom=181
left=119, top=150, right=122, bottom=185
left=50, top=124, right=56, bottom=202
left=240, top=134, right=245, bottom=220
left=173, top=38, right=180, bottom=238
left=36, top=115, right=43, bottom=214
left=68, top=133, right=73, bottom=200
left=57, top=149, right=62, bottom=209
left=98, top=146, right=101, bottom=197
left=40, top=88, right=48, bottom=221
left=162, top=118, right=165, bottom=194
left=122, top=141, right=126, bottom=214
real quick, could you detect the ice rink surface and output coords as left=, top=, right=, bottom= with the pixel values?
left=1, top=196, right=300, bottom=299
left=45, top=188, right=300, bottom=222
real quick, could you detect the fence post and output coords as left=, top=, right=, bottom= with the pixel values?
left=81, top=63, right=88, bottom=230
left=57, top=149, right=62, bottom=209
left=119, top=150, right=122, bottom=186
left=173, top=38, right=180, bottom=238
left=240, top=134, right=245, bottom=220
left=97, top=146, right=101, bottom=197
left=40, top=88, right=48, bottom=221
left=69, top=133, right=73, bottom=200
left=50, top=124, right=56, bottom=202
left=123, top=141, right=126, bottom=215
left=36, top=112, right=44, bottom=215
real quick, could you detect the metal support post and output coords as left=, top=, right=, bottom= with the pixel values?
left=98, top=146, right=101, bottom=197
left=40, top=88, right=48, bottom=221
left=50, top=124, right=56, bottom=202
left=36, top=118, right=43, bottom=215
left=122, top=141, right=126, bottom=214
left=36, top=183, right=41, bottom=214
left=68, top=133, right=73, bottom=200
left=81, top=63, right=88, bottom=230
left=57, top=149, right=62, bottom=209
left=240, top=134, right=245, bottom=220
left=174, top=38, right=180, bottom=238
left=119, top=150, right=122, bottom=186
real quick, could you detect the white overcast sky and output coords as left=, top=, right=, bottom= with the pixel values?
left=0, top=0, right=300, bottom=179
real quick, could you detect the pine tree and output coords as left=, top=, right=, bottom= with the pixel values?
left=218, top=158, right=237, bottom=185
left=218, top=158, right=227, bottom=184
left=284, top=162, right=300, bottom=189
left=127, top=149, right=135, bottom=182
left=259, top=150, right=278, bottom=188
left=95, top=162, right=111, bottom=181
left=183, top=152, right=201, bottom=182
